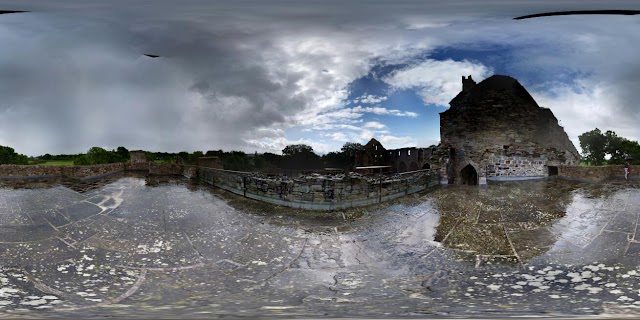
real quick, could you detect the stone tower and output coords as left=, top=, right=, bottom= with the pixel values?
left=439, top=75, right=580, bottom=185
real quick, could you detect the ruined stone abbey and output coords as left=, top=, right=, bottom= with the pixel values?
left=356, top=74, right=580, bottom=185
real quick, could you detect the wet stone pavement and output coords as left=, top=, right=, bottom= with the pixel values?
left=2, top=174, right=640, bottom=318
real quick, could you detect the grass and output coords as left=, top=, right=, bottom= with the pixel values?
left=153, top=159, right=175, bottom=164
left=37, top=160, right=75, bottom=166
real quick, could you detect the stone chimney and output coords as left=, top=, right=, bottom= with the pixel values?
left=462, top=75, right=476, bottom=92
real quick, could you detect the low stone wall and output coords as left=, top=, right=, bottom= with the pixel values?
left=0, top=162, right=186, bottom=180
left=182, top=165, right=198, bottom=179
left=59, top=163, right=125, bottom=179
left=0, top=163, right=126, bottom=179
left=198, top=168, right=439, bottom=210
left=124, top=162, right=149, bottom=171
left=557, top=165, right=623, bottom=182
left=198, top=157, right=223, bottom=168
left=0, top=165, right=62, bottom=178
left=149, top=163, right=183, bottom=175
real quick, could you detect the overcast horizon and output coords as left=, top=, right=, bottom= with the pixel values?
left=1, top=0, right=640, bottom=156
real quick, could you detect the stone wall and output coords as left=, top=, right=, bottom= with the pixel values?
left=484, top=155, right=548, bottom=178
left=129, top=150, right=147, bottom=164
left=149, top=163, right=184, bottom=175
left=124, top=162, right=149, bottom=171
left=440, top=75, right=581, bottom=184
left=0, top=163, right=126, bottom=179
left=182, top=165, right=198, bottom=179
left=557, top=165, right=623, bottom=182
left=59, top=163, right=126, bottom=179
left=0, top=162, right=187, bottom=179
left=198, top=168, right=440, bottom=210
left=198, top=157, right=223, bottom=168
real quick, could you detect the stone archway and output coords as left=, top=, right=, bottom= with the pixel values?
left=409, top=162, right=418, bottom=172
left=421, top=163, right=431, bottom=169
left=460, top=164, right=478, bottom=185
left=398, top=162, right=407, bottom=173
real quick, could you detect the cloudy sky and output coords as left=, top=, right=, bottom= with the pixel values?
left=0, top=0, right=639, bottom=156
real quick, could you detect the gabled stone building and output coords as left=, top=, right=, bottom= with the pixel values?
left=439, top=75, right=580, bottom=185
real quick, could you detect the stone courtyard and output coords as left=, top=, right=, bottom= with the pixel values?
left=1, top=173, right=640, bottom=318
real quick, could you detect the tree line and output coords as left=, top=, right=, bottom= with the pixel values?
left=0, top=142, right=366, bottom=172
left=579, top=128, right=639, bottom=165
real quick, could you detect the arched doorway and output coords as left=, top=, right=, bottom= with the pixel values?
left=409, top=162, right=418, bottom=171
left=460, top=164, right=478, bottom=185
left=398, top=162, right=407, bottom=173
left=421, top=163, right=431, bottom=169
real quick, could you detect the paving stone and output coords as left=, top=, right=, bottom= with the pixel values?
left=0, top=175, right=639, bottom=317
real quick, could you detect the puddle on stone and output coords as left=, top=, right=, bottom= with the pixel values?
left=1, top=175, right=640, bottom=317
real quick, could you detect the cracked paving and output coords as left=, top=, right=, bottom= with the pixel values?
left=2, top=173, right=640, bottom=317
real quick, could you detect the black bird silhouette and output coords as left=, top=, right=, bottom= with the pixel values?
left=0, top=10, right=29, bottom=15
left=514, top=10, right=640, bottom=20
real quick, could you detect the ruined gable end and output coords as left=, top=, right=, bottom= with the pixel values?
left=438, top=75, right=580, bottom=185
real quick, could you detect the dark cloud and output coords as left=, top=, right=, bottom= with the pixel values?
left=0, top=0, right=639, bottom=155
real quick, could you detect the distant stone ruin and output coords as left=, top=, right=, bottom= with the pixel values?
left=129, top=150, right=147, bottom=163
left=355, top=138, right=434, bottom=173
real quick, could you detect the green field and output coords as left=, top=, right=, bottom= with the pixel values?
left=37, top=160, right=75, bottom=166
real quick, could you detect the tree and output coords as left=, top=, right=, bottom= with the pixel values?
left=322, top=151, right=348, bottom=169
left=340, top=142, right=364, bottom=157
left=0, top=145, right=29, bottom=165
left=579, top=128, right=607, bottom=165
left=116, top=147, right=130, bottom=161
left=603, top=131, right=626, bottom=165
left=340, top=142, right=364, bottom=169
left=73, top=155, right=92, bottom=165
left=282, top=144, right=314, bottom=156
left=281, top=144, right=321, bottom=170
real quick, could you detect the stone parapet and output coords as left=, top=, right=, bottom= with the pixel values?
left=557, top=165, right=624, bottom=182
left=197, top=168, right=440, bottom=210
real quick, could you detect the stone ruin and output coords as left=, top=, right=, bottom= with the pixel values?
left=438, top=75, right=580, bottom=185
left=129, top=150, right=147, bottom=163
left=354, top=74, right=581, bottom=186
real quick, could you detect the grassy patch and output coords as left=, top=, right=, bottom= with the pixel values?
left=38, top=160, right=75, bottom=166
left=153, top=159, right=175, bottom=164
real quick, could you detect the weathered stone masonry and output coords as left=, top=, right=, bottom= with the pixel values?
left=198, top=167, right=440, bottom=210
left=439, top=75, right=581, bottom=185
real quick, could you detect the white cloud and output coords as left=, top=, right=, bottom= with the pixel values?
left=363, top=121, right=386, bottom=129
left=379, top=135, right=417, bottom=149
left=359, top=129, right=374, bottom=141
left=357, top=94, right=388, bottom=104
left=384, top=59, right=493, bottom=106
left=530, top=78, right=638, bottom=152
left=325, top=132, right=348, bottom=142
left=351, top=106, right=418, bottom=117
left=3, top=1, right=640, bottom=156
left=243, top=136, right=332, bottom=155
